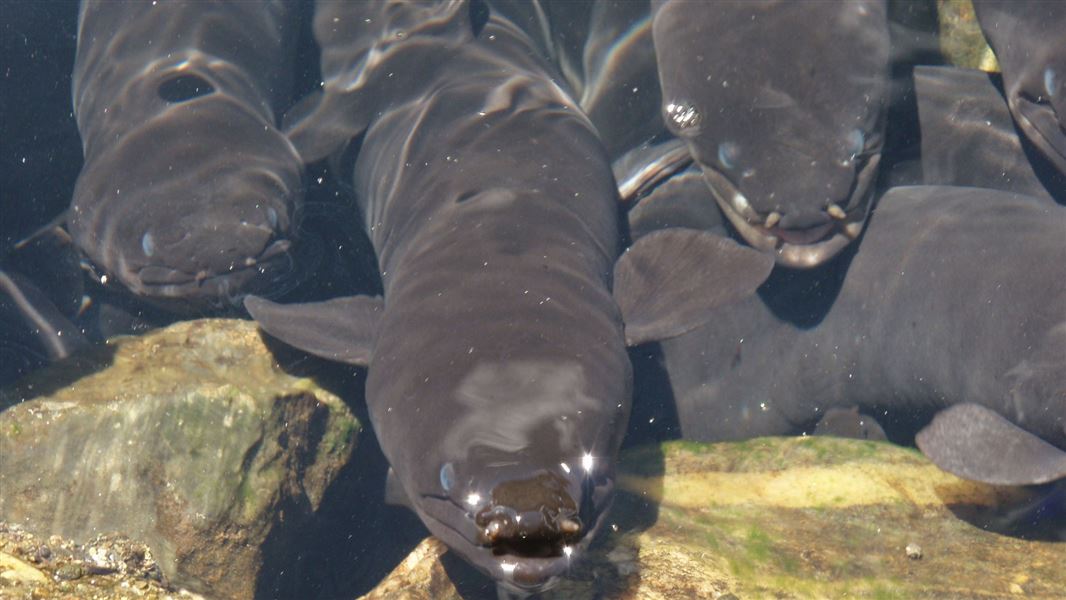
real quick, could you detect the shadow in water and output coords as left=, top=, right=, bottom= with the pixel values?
left=754, top=228, right=858, bottom=330
left=441, top=553, right=498, bottom=599
left=0, top=342, right=118, bottom=409
left=253, top=344, right=426, bottom=600
left=624, top=344, right=682, bottom=447
left=948, top=482, right=1066, bottom=543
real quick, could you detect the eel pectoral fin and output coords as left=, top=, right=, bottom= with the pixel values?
left=244, top=294, right=383, bottom=367
left=612, top=228, right=774, bottom=347
left=283, top=88, right=371, bottom=165
left=916, top=403, right=1066, bottom=486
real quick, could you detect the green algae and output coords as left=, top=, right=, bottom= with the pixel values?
left=360, top=435, right=1066, bottom=598
left=614, top=437, right=1064, bottom=598
left=322, top=411, right=360, bottom=457
left=938, top=0, right=999, bottom=71
left=633, top=436, right=913, bottom=477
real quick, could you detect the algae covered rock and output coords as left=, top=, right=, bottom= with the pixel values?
left=938, top=0, right=998, bottom=71
left=0, top=319, right=360, bottom=599
left=0, top=522, right=179, bottom=599
left=360, top=436, right=1065, bottom=599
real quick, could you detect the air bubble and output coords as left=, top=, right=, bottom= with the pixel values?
left=664, top=101, right=702, bottom=131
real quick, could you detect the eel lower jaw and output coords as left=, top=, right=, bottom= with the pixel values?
left=418, top=499, right=579, bottom=593
left=419, top=485, right=616, bottom=593
left=702, top=163, right=874, bottom=269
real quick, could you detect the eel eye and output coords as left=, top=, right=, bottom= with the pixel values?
left=141, top=232, right=155, bottom=257
left=440, top=462, right=456, bottom=492
left=718, top=141, right=740, bottom=169
left=847, top=128, right=865, bottom=158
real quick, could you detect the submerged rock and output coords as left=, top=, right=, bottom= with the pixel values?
left=360, top=437, right=1065, bottom=598
left=0, top=319, right=360, bottom=599
left=0, top=522, right=180, bottom=599
left=938, top=0, right=998, bottom=71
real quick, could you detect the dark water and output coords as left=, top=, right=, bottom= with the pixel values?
left=2, top=1, right=1063, bottom=598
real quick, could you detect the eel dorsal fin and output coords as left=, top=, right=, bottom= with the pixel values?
left=916, top=403, right=1066, bottom=486
left=244, top=295, right=383, bottom=367
left=613, top=228, right=774, bottom=347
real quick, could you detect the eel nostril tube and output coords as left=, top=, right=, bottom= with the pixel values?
left=558, top=517, right=581, bottom=535
left=481, top=516, right=508, bottom=543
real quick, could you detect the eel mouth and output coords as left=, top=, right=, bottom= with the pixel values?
left=703, top=154, right=879, bottom=269
left=418, top=495, right=580, bottom=593
left=120, top=237, right=294, bottom=309
left=417, top=477, right=613, bottom=594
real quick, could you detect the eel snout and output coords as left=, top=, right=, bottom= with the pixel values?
left=474, top=471, right=583, bottom=559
